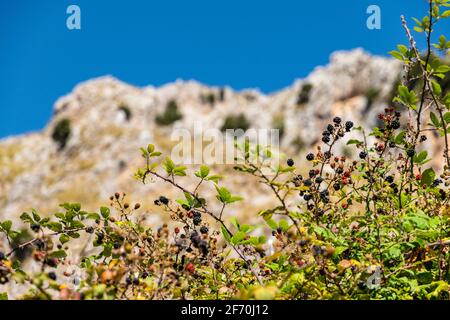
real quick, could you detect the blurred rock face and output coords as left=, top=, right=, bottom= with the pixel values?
left=0, top=49, right=442, bottom=225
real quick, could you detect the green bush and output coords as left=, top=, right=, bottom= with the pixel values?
left=51, top=118, right=71, bottom=150
left=297, top=83, right=313, bottom=105
left=221, top=114, right=251, bottom=132
left=155, top=100, right=183, bottom=126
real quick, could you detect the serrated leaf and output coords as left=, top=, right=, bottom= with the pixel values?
left=430, top=112, right=441, bottom=127
left=221, top=226, right=232, bottom=243
left=346, top=139, right=363, bottom=145
left=1, top=220, right=12, bottom=232
left=231, top=231, right=246, bottom=245
left=100, top=207, right=110, bottom=219
left=421, top=168, right=435, bottom=186
left=49, top=250, right=67, bottom=259
left=59, top=234, right=70, bottom=244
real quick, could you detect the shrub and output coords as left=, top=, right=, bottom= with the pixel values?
left=0, top=2, right=450, bottom=300
left=297, top=83, right=313, bottom=105
left=364, top=88, right=379, bottom=111
left=155, top=100, right=183, bottom=126
left=221, top=114, right=251, bottom=132
left=51, top=118, right=71, bottom=150
left=200, top=92, right=216, bottom=106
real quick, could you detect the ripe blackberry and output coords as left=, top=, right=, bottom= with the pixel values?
left=306, top=153, right=314, bottom=161
left=85, top=226, right=94, bottom=234
left=333, top=117, right=342, bottom=124
left=345, top=121, right=354, bottom=131
left=391, top=120, right=400, bottom=129
left=389, top=142, right=396, bottom=148
left=133, top=278, right=140, bottom=285
left=303, top=194, right=312, bottom=201
left=385, top=176, right=394, bottom=183
left=159, top=196, right=169, bottom=205
left=200, top=226, right=209, bottom=234
left=359, top=151, right=367, bottom=159
left=309, top=169, right=316, bottom=178
left=315, top=176, right=323, bottom=184
left=327, top=124, right=335, bottom=133
left=303, top=179, right=312, bottom=186
left=193, top=211, right=202, bottom=219
left=324, top=151, right=332, bottom=159
left=333, top=182, right=341, bottom=191
left=322, top=136, right=331, bottom=143
left=193, top=216, right=202, bottom=226
left=48, top=272, right=57, bottom=281
left=420, top=135, right=427, bottom=142
left=287, top=158, right=294, bottom=167
left=31, top=223, right=40, bottom=233
left=113, top=242, right=121, bottom=249
left=0, top=252, right=5, bottom=261
left=126, top=277, right=132, bottom=285
left=406, top=148, right=415, bottom=157
left=431, top=179, right=442, bottom=187
left=322, top=130, right=331, bottom=137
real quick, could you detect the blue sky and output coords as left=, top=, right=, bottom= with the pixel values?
left=0, top=0, right=448, bottom=138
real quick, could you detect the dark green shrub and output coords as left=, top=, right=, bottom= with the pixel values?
left=297, top=83, right=313, bottom=105
left=200, top=92, right=216, bottom=106
left=221, top=113, right=251, bottom=132
left=364, top=88, right=380, bottom=111
left=51, top=118, right=71, bottom=150
left=155, top=100, right=183, bottom=126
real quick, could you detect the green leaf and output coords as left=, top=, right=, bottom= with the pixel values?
left=413, top=151, right=428, bottom=164
left=221, top=226, right=232, bottom=243
left=265, top=219, right=278, bottom=230
left=206, top=175, right=222, bottom=183
left=173, top=166, right=187, bottom=176
left=389, top=50, right=403, bottom=61
left=87, top=213, right=101, bottom=220
left=421, top=168, right=436, bottom=186
left=46, top=222, right=63, bottom=232
left=346, top=139, right=363, bottom=145
left=231, top=231, right=246, bottom=245
left=444, top=112, right=450, bottom=124
left=20, top=212, right=32, bottom=223
left=72, top=203, right=81, bottom=212
left=430, top=112, right=441, bottom=127
left=442, top=10, right=450, bottom=18
left=394, top=130, right=406, bottom=144
left=279, top=219, right=290, bottom=232
left=147, top=144, right=155, bottom=154
left=59, top=234, right=70, bottom=245
left=431, top=80, right=442, bottom=96
left=163, top=157, right=175, bottom=174
left=0, top=293, right=8, bottom=300
left=1, top=220, right=12, bottom=232
left=100, top=207, right=110, bottom=219
left=215, top=186, right=231, bottom=203
left=49, top=250, right=67, bottom=259
left=198, top=165, right=210, bottom=178
left=31, top=209, right=41, bottom=222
